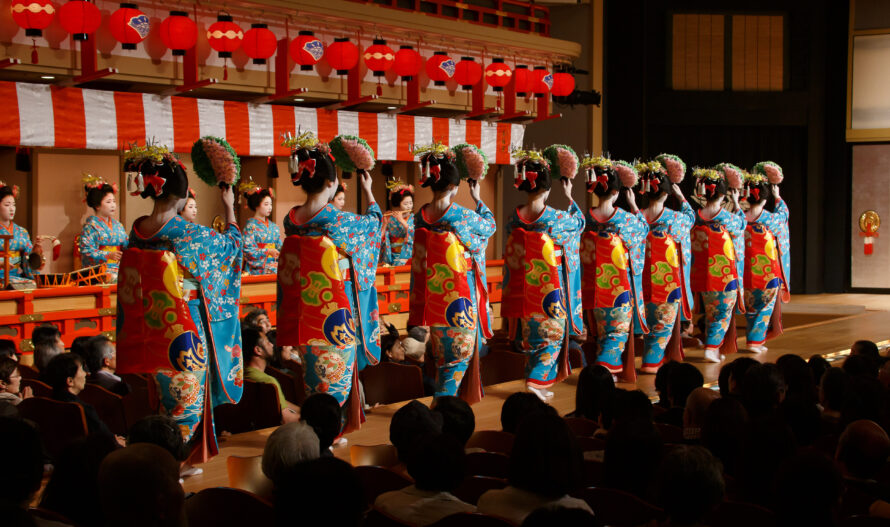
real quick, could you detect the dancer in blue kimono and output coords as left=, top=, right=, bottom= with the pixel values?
left=116, top=145, right=243, bottom=464
left=276, top=132, right=382, bottom=433
left=502, top=145, right=583, bottom=401
left=690, top=166, right=745, bottom=363
left=80, top=175, right=128, bottom=283
left=408, top=143, right=495, bottom=404
left=0, top=181, right=34, bottom=287
left=580, top=157, right=648, bottom=382
left=635, top=155, right=695, bottom=373
left=381, top=181, right=415, bottom=266
left=242, top=184, right=281, bottom=275
left=742, top=166, right=789, bottom=352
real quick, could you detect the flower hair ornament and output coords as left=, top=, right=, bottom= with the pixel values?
left=692, top=167, right=722, bottom=197
left=742, top=169, right=767, bottom=201
left=752, top=161, right=784, bottom=185
left=579, top=155, right=613, bottom=193
left=187, top=187, right=197, bottom=200
left=511, top=146, right=550, bottom=190
left=238, top=179, right=273, bottom=208
left=633, top=160, right=667, bottom=194
left=453, top=143, right=490, bottom=181
left=191, top=136, right=241, bottom=189
left=542, top=144, right=579, bottom=180
left=386, top=179, right=413, bottom=195
left=330, top=135, right=375, bottom=180
left=411, top=143, right=454, bottom=185
left=282, top=130, right=332, bottom=185
left=716, top=163, right=743, bottom=191
left=613, top=160, right=639, bottom=189
left=81, top=172, right=118, bottom=202
left=655, top=153, right=687, bottom=184
left=0, top=180, right=19, bottom=198
left=123, top=141, right=174, bottom=196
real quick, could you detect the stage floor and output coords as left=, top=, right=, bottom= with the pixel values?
left=181, top=293, right=890, bottom=494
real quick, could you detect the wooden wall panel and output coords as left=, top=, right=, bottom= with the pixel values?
left=671, top=14, right=724, bottom=91
left=731, top=15, right=784, bottom=91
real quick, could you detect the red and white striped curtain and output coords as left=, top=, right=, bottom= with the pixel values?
left=0, top=81, right=524, bottom=163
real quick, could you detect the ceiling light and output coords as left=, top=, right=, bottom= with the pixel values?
left=293, top=98, right=304, bottom=102
left=387, top=106, right=397, bottom=110
left=40, top=75, right=55, bottom=80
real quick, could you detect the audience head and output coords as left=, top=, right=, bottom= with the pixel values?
left=808, top=355, right=831, bottom=388
left=83, top=335, right=116, bottom=375
left=261, top=421, right=321, bottom=485
left=851, top=340, right=880, bottom=362
left=380, top=323, right=404, bottom=363
left=242, top=327, right=274, bottom=366
left=574, top=364, right=616, bottom=421
left=843, top=353, right=878, bottom=378
left=841, top=375, right=886, bottom=429
left=521, top=506, right=598, bottom=527
left=0, top=358, right=22, bottom=396
left=390, top=400, right=443, bottom=462
left=127, top=415, right=189, bottom=462
left=603, top=389, right=653, bottom=428
left=274, top=457, right=365, bottom=527
left=727, top=357, right=759, bottom=396
left=774, top=450, right=842, bottom=527
left=45, top=353, right=86, bottom=396
left=509, top=412, right=583, bottom=498
left=668, top=363, right=704, bottom=408
left=683, top=387, right=719, bottom=440
left=242, top=308, right=272, bottom=334
left=656, top=446, right=725, bottom=526
left=407, top=433, right=466, bottom=492
left=701, top=396, right=749, bottom=476
left=836, top=419, right=890, bottom=480
left=739, top=417, right=797, bottom=506
left=299, top=393, right=341, bottom=452
left=0, top=339, right=18, bottom=361
left=501, top=392, right=554, bottom=434
left=604, top=416, right=663, bottom=498
left=741, top=363, right=786, bottom=417
left=99, top=443, right=184, bottom=527
left=820, top=367, right=847, bottom=413
left=0, top=417, right=44, bottom=507
left=432, top=396, right=475, bottom=447
left=32, top=324, right=63, bottom=372
left=40, top=433, right=118, bottom=526
left=776, top=353, right=818, bottom=405
left=654, top=360, right=679, bottom=407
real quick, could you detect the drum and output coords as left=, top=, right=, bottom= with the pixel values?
left=34, top=273, right=71, bottom=288
left=69, top=264, right=108, bottom=286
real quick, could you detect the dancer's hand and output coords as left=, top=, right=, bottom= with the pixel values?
left=359, top=171, right=375, bottom=204
left=624, top=188, right=639, bottom=213
left=221, top=186, right=237, bottom=224
left=671, top=183, right=685, bottom=200
left=772, top=184, right=781, bottom=199
left=561, top=177, right=573, bottom=199
left=468, top=179, right=481, bottom=204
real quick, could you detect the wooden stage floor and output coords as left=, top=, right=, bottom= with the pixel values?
left=182, top=293, right=890, bottom=494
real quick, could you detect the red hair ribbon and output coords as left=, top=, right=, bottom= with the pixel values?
left=705, top=183, right=716, bottom=194
left=297, top=158, right=316, bottom=181
left=143, top=174, right=166, bottom=195
left=751, top=188, right=761, bottom=201
left=596, top=174, right=608, bottom=191
left=422, top=164, right=441, bottom=185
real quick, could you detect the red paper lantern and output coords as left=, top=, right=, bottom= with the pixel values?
left=325, top=37, right=359, bottom=75
left=425, top=51, right=454, bottom=87
left=484, top=58, right=512, bottom=92
left=109, top=3, right=149, bottom=50
left=242, top=23, right=276, bottom=65
left=159, top=11, right=197, bottom=56
left=551, top=72, right=575, bottom=97
left=531, top=66, right=552, bottom=98
left=206, top=14, right=243, bottom=58
left=289, top=31, right=323, bottom=71
left=11, top=0, right=55, bottom=37
left=393, top=46, right=422, bottom=81
left=364, top=39, right=394, bottom=77
left=59, top=0, right=101, bottom=41
left=513, top=64, right=531, bottom=97
left=453, top=57, right=482, bottom=90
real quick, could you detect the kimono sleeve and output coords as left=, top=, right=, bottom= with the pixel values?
left=380, top=216, right=395, bottom=265
left=676, top=201, right=696, bottom=233
left=548, top=201, right=585, bottom=246
left=189, top=222, right=243, bottom=278
left=79, top=220, right=108, bottom=264
left=241, top=221, right=266, bottom=265
left=473, top=201, right=497, bottom=239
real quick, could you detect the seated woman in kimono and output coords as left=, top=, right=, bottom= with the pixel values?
left=179, top=188, right=198, bottom=223
left=381, top=181, right=415, bottom=266
left=0, top=181, right=35, bottom=288
left=80, top=175, right=128, bottom=283
left=276, top=132, right=382, bottom=434
left=242, top=184, right=281, bottom=275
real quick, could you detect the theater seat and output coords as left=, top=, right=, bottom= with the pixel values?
left=360, top=362, right=425, bottom=405
left=18, top=397, right=88, bottom=460
left=480, top=352, right=527, bottom=386
left=214, top=380, right=281, bottom=434
left=464, top=452, right=509, bottom=479
left=428, top=512, right=514, bottom=527
left=185, top=487, right=274, bottom=527
left=226, top=455, right=273, bottom=500
left=465, top=431, right=514, bottom=454
left=350, top=444, right=400, bottom=468
left=571, top=487, right=666, bottom=527
left=80, top=383, right=128, bottom=436
left=453, top=476, right=508, bottom=505
left=354, top=465, right=411, bottom=504
left=21, top=378, right=51, bottom=398
left=266, top=365, right=300, bottom=406
left=564, top=417, right=599, bottom=437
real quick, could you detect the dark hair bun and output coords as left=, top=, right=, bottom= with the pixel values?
left=139, top=158, right=189, bottom=200
left=389, top=187, right=414, bottom=209
left=590, top=165, right=621, bottom=197
left=245, top=188, right=272, bottom=211
left=516, top=160, right=552, bottom=193
left=292, top=148, right=337, bottom=195
left=86, top=184, right=115, bottom=209
left=420, top=154, right=460, bottom=192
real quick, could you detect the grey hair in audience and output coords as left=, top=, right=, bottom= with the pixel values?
left=261, top=421, right=321, bottom=484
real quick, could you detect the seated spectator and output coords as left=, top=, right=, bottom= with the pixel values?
left=724, top=357, right=758, bottom=398
left=841, top=375, right=886, bottom=430
left=127, top=415, right=189, bottom=463
left=836, top=420, right=890, bottom=517
left=741, top=363, right=786, bottom=419
left=83, top=335, right=130, bottom=396
left=274, top=457, right=365, bottom=527
left=852, top=340, right=881, bottom=364
left=737, top=416, right=797, bottom=506
left=45, top=353, right=118, bottom=441
left=391, top=400, right=443, bottom=464
left=655, top=363, right=703, bottom=427
left=654, top=361, right=679, bottom=411
left=774, top=450, right=842, bottom=527
left=432, top=396, right=475, bottom=448
left=0, top=357, right=31, bottom=406
left=375, top=433, right=475, bottom=526
left=0, top=417, right=44, bottom=513
left=500, top=392, right=554, bottom=434
left=0, top=338, right=18, bottom=361
left=655, top=445, right=725, bottom=527
left=242, top=327, right=300, bottom=423
left=242, top=307, right=272, bottom=334
left=98, top=443, right=184, bottom=527
left=32, top=324, right=64, bottom=374
left=683, top=387, right=719, bottom=441
left=300, top=393, right=341, bottom=456
left=701, top=396, right=748, bottom=477
left=604, top=415, right=663, bottom=500
left=607, top=389, right=655, bottom=427
left=820, top=367, right=847, bottom=430
left=261, top=421, right=320, bottom=486
left=777, top=354, right=822, bottom=445
left=521, top=506, right=598, bottom=527
left=844, top=353, right=878, bottom=379
left=39, top=433, right=118, bottom=526
left=69, top=335, right=92, bottom=362
left=566, top=364, right=615, bottom=422
left=477, top=412, right=591, bottom=524
left=809, top=355, right=832, bottom=390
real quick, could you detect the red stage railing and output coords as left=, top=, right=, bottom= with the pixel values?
left=348, top=0, right=550, bottom=36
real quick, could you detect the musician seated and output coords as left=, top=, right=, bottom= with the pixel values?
left=0, top=181, right=36, bottom=288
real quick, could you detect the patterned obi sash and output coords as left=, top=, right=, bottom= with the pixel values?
left=390, top=237, right=406, bottom=254
left=100, top=245, right=121, bottom=252
left=502, top=227, right=566, bottom=320
left=277, top=235, right=356, bottom=348
left=259, top=243, right=276, bottom=250
left=0, top=251, right=21, bottom=262
left=691, top=223, right=738, bottom=293
left=408, top=228, right=476, bottom=329
left=581, top=230, right=633, bottom=309
left=744, top=223, right=783, bottom=291
left=644, top=231, right=684, bottom=304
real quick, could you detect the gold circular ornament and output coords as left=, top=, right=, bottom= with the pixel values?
left=212, top=215, right=225, bottom=233
left=859, top=210, right=881, bottom=234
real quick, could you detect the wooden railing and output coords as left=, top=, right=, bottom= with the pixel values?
left=348, top=0, right=550, bottom=36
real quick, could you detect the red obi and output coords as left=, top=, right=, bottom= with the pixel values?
left=691, top=223, right=738, bottom=293
left=276, top=235, right=357, bottom=348
left=644, top=231, right=684, bottom=305
left=501, top=228, right=566, bottom=320
left=116, top=248, right=205, bottom=374
left=744, top=223, right=787, bottom=298
left=408, top=228, right=476, bottom=329
left=580, top=230, right=633, bottom=309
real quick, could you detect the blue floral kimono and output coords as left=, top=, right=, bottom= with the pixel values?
left=503, top=202, right=584, bottom=387
left=80, top=215, right=128, bottom=282
left=279, top=203, right=382, bottom=432
left=381, top=213, right=414, bottom=266
left=581, top=208, right=649, bottom=379
left=411, top=202, right=496, bottom=403
left=773, top=199, right=791, bottom=292
left=640, top=201, right=695, bottom=369
left=243, top=217, right=282, bottom=275
left=0, top=222, right=33, bottom=285
left=744, top=200, right=790, bottom=346
left=691, top=208, right=746, bottom=352
left=120, top=215, right=243, bottom=463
